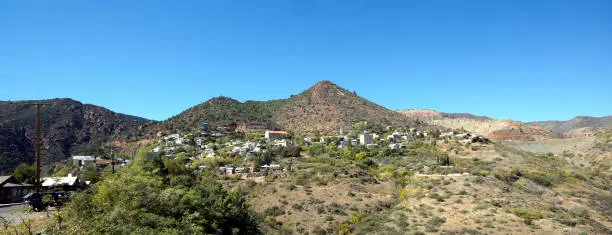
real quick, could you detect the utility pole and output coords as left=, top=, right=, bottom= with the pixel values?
left=111, top=148, right=115, bottom=174
left=27, top=102, right=50, bottom=192
left=105, top=146, right=121, bottom=174
left=36, top=104, right=41, bottom=192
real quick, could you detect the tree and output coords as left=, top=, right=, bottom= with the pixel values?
left=79, top=163, right=100, bottom=183
left=53, top=151, right=260, bottom=234
left=13, top=163, right=35, bottom=184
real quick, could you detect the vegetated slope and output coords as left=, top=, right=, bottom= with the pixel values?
left=0, top=98, right=149, bottom=173
left=528, top=116, right=612, bottom=133
left=139, top=81, right=418, bottom=136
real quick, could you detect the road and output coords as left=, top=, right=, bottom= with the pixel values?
left=0, top=204, right=45, bottom=226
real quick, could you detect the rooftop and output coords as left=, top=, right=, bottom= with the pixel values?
left=266, top=130, right=288, bottom=134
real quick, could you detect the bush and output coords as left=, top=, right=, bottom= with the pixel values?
left=264, top=206, right=285, bottom=217
left=508, top=207, right=545, bottom=225
left=523, top=172, right=552, bottom=187
left=56, top=163, right=259, bottom=234
left=425, top=216, right=446, bottom=232
left=292, top=203, right=304, bottom=210
left=428, top=193, right=446, bottom=202
left=350, top=213, right=365, bottom=224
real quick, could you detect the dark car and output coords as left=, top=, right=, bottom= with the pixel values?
left=23, top=192, right=70, bottom=211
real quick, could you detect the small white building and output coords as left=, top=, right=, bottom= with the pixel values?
left=275, top=139, right=294, bottom=147
left=359, top=132, right=373, bottom=145
left=71, top=156, right=96, bottom=167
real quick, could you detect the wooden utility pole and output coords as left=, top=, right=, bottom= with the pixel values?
left=105, top=146, right=121, bottom=174
left=36, top=104, right=41, bottom=192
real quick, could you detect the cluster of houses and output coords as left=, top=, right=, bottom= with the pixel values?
left=218, top=164, right=282, bottom=175
left=71, top=155, right=129, bottom=169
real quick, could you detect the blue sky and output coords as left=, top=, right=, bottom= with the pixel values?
left=1, top=0, right=610, bottom=122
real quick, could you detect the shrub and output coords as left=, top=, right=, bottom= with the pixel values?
left=334, top=222, right=351, bottom=235
left=264, top=206, right=285, bottom=217
left=523, top=172, right=552, bottom=187
left=508, top=207, right=544, bottom=225
left=281, top=183, right=297, bottom=191
left=428, top=193, right=446, bottom=202
left=425, top=216, right=446, bottom=232
left=292, top=203, right=304, bottom=210
left=325, top=215, right=334, bottom=221
left=350, top=213, right=365, bottom=224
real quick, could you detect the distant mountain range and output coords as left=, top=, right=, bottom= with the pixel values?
left=1, top=81, right=610, bottom=172
left=398, top=109, right=611, bottom=140
left=527, top=116, right=612, bottom=133
left=0, top=98, right=149, bottom=173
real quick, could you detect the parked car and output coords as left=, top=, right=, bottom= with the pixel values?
left=23, top=192, right=70, bottom=211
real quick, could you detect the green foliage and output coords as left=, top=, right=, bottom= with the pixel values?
left=350, top=213, right=365, bottom=224
left=508, top=207, right=545, bottom=225
left=54, top=164, right=74, bottom=177
left=263, top=206, right=285, bottom=217
left=12, top=163, right=35, bottom=184
left=79, top=163, right=100, bottom=183
left=425, top=216, right=446, bottom=232
left=53, top=150, right=260, bottom=234
left=334, top=222, right=351, bottom=235
left=493, top=169, right=522, bottom=183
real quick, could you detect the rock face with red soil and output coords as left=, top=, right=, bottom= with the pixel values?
left=487, top=123, right=551, bottom=141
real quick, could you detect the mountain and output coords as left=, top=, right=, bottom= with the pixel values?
left=0, top=98, right=149, bottom=173
left=527, top=116, right=612, bottom=133
left=139, top=81, right=418, bottom=136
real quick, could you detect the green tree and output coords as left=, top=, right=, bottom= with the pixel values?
left=13, top=163, right=36, bottom=184
left=79, top=163, right=100, bottom=183
left=53, top=150, right=260, bottom=234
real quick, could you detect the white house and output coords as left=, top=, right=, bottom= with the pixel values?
left=275, top=139, right=294, bottom=147
left=71, top=156, right=96, bottom=167
left=359, top=132, right=373, bottom=145
left=42, top=174, right=78, bottom=188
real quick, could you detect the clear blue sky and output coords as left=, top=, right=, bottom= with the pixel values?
left=1, top=0, right=610, bottom=122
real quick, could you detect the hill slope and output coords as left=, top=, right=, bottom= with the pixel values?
left=0, top=98, right=149, bottom=173
left=140, top=81, right=417, bottom=136
left=398, top=109, right=491, bottom=121
left=398, top=109, right=551, bottom=140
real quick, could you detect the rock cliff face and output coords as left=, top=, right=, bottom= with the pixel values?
left=0, top=98, right=149, bottom=173
left=139, top=81, right=419, bottom=136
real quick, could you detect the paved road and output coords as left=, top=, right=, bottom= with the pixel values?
left=0, top=204, right=44, bottom=226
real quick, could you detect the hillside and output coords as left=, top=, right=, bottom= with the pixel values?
left=139, top=81, right=418, bottom=136
left=0, top=98, right=149, bottom=173
left=528, top=116, right=612, bottom=133
left=397, top=109, right=491, bottom=121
